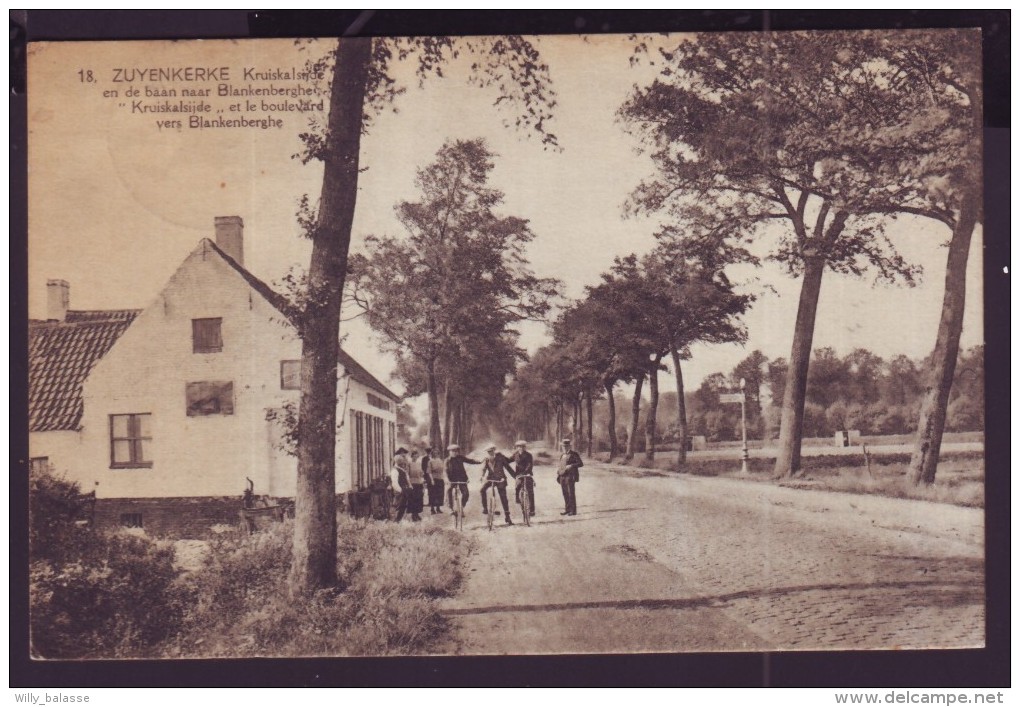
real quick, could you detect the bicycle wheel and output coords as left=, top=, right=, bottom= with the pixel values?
left=521, top=480, right=531, bottom=527
left=453, top=486, right=463, bottom=531
left=487, top=486, right=496, bottom=531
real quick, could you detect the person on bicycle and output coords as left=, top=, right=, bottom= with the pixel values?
left=445, top=443, right=480, bottom=511
left=480, top=444, right=515, bottom=525
left=512, top=440, right=536, bottom=515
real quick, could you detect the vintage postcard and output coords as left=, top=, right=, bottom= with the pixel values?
left=27, top=31, right=986, bottom=661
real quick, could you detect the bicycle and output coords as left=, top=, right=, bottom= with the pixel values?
left=486, top=483, right=498, bottom=531
left=517, top=475, right=534, bottom=527
left=449, top=481, right=466, bottom=532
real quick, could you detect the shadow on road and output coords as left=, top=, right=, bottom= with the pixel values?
left=442, top=579, right=983, bottom=616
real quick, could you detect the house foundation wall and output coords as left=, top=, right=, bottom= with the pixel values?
left=94, top=496, right=246, bottom=538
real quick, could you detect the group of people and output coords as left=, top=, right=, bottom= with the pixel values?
left=390, top=439, right=584, bottom=525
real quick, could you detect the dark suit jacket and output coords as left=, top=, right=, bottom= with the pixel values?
left=515, top=450, right=534, bottom=477
left=557, top=450, right=583, bottom=482
left=482, top=453, right=515, bottom=483
left=446, top=455, right=480, bottom=483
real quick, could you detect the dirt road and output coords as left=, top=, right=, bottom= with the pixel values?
left=434, top=457, right=984, bottom=654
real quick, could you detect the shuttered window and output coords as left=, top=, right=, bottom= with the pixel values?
left=186, top=381, right=234, bottom=416
left=192, top=318, right=223, bottom=353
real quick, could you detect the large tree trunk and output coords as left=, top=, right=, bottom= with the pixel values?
left=586, top=389, right=594, bottom=457
left=605, top=381, right=618, bottom=461
left=555, top=403, right=562, bottom=446
left=291, top=37, right=372, bottom=597
left=425, top=358, right=442, bottom=452
left=773, top=254, right=827, bottom=478
left=644, top=356, right=662, bottom=461
left=442, top=379, right=452, bottom=452
left=464, top=403, right=474, bottom=449
left=671, top=347, right=688, bottom=466
left=626, top=373, right=645, bottom=460
left=909, top=191, right=979, bottom=485
left=573, top=396, right=581, bottom=446
left=450, top=398, right=462, bottom=447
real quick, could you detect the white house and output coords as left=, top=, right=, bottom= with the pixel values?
left=28, top=216, right=399, bottom=536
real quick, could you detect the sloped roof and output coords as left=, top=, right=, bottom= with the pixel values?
left=28, top=241, right=400, bottom=433
left=207, top=239, right=400, bottom=403
left=338, top=349, right=401, bottom=403
left=29, top=310, right=140, bottom=432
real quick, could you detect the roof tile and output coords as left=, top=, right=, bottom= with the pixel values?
left=29, top=311, right=140, bottom=432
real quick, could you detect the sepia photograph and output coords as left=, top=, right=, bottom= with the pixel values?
left=20, top=12, right=1001, bottom=678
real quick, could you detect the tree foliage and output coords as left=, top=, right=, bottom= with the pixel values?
left=290, top=35, right=558, bottom=594
left=686, top=345, right=983, bottom=443
left=620, top=30, right=978, bottom=476
left=349, top=138, right=558, bottom=450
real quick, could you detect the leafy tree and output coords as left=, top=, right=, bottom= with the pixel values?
left=291, top=37, right=557, bottom=594
left=621, top=31, right=936, bottom=477
left=501, top=343, right=578, bottom=447
left=882, top=355, right=923, bottom=406
left=806, top=347, right=850, bottom=409
left=651, top=239, right=753, bottom=462
left=863, top=32, right=983, bottom=485
left=583, top=256, right=665, bottom=460
left=350, top=139, right=555, bottom=455
left=578, top=244, right=751, bottom=463
left=551, top=291, right=646, bottom=459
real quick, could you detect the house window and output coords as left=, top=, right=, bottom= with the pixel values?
left=350, top=411, right=391, bottom=490
left=120, top=513, right=143, bottom=528
left=365, top=415, right=375, bottom=480
left=374, top=417, right=384, bottom=480
left=192, top=318, right=223, bottom=353
left=388, top=421, right=396, bottom=471
left=29, top=457, right=50, bottom=475
left=352, top=411, right=365, bottom=490
left=281, top=360, right=301, bottom=390
left=186, top=381, right=234, bottom=416
left=110, top=414, right=152, bottom=468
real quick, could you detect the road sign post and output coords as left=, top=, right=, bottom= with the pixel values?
left=739, top=378, right=749, bottom=475
left=719, top=384, right=750, bottom=474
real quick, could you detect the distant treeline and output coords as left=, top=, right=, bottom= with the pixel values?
left=581, top=346, right=984, bottom=449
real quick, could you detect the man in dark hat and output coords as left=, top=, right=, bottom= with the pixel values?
left=557, top=439, right=583, bottom=516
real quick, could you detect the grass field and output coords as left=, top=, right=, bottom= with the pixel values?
left=600, top=449, right=985, bottom=508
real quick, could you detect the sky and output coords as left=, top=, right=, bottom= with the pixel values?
left=28, top=35, right=984, bottom=413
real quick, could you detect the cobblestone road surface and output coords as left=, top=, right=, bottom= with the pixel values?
left=436, top=459, right=984, bottom=654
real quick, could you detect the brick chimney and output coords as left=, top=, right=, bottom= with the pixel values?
left=214, top=216, right=244, bottom=266
left=47, top=279, right=69, bottom=321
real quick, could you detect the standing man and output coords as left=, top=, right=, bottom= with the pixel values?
left=392, top=447, right=412, bottom=522
left=445, top=443, right=481, bottom=512
left=429, top=446, right=446, bottom=514
left=422, top=447, right=444, bottom=515
left=557, top=438, right=583, bottom=516
left=406, top=447, right=426, bottom=522
left=512, top=440, right=536, bottom=515
left=479, top=444, right=515, bottom=525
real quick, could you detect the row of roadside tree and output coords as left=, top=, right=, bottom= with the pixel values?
left=285, top=28, right=982, bottom=594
